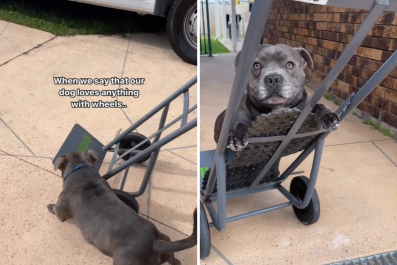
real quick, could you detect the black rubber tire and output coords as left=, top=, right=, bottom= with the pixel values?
left=119, top=132, right=151, bottom=163
left=290, top=176, right=320, bottom=225
left=166, top=0, right=197, bottom=65
left=112, top=189, right=139, bottom=213
left=200, top=202, right=211, bottom=259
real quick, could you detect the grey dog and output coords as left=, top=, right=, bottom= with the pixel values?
left=48, top=150, right=196, bottom=265
left=214, top=44, right=340, bottom=151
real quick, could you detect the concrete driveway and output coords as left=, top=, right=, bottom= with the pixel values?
left=200, top=54, right=397, bottom=265
left=0, top=21, right=197, bottom=264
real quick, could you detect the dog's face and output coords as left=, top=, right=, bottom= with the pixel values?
left=54, top=150, right=98, bottom=177
left=234, top=44, right=314, bottom=109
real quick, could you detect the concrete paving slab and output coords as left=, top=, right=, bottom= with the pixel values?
left=373, top=139, right=397, bottom=166
left=0, top=35, right=139, bottom=158
left=120, top=34, right=197, bottom=150
left=0, top=22, right=54, bottom=65
left=202, top=143, right=397, bottom=265
left=200, top=252, right=228, bottom=265
left=150, top=151, right=197, bottom=235
left=0, top=119, right=32, bottom=156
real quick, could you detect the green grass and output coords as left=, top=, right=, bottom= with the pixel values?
left=0, top=0, right=165, bottom=36
left=363, top=120, right=395, bottom=139
left=200, top=37, right=230, bottom=54
left=323, top=93, right=341, bottom=106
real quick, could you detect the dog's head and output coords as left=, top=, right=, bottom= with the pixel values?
left=53, top=150, right=98, bottom=177
left=234, top=44, right=313, bottom=109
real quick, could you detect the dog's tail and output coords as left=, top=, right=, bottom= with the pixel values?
left=153, top=208, right=197, bottom=253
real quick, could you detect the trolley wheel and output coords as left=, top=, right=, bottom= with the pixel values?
left=200, top=202, right=211, bottom=259
left=290, top=176, right=320, bottom=225
left=119, top=132, right=151, bottom=163
left=112, top=189, right=139, bottom=213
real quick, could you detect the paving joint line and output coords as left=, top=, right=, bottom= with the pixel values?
left=0, top=149, right=60, bottom=178
left=372, top=141, right=397, bottom=167
left=324, top=138, right=391, bottom=147
left=117, top=34, right=136, bottom=129
left=0, top=22, right=10, bottom=37
left=211, top=244, right=234, bottom=265
left=167, top=150, right=196, bottom=165
left=0, top=118, right=36, bottom=156
left=0, top=36, right=57, bottom=67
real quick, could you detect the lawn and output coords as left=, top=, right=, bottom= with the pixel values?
left=200, top=36, right=230, bottom=54
left=0, top=0, right=165, bottom=36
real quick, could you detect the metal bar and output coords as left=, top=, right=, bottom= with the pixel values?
left=277, top=137, right=320, bottom=181
left=205, top=202, right=219, bottom=229
left=181, top=91, right=189, bottom=127
left=247, top=129, right=326, bottom=143
left=277, top=186, right=301, bottom=205
left=340, top=49, right=397, bottom=121
left=130, top=148, right=161, bottom=197
left=207, top=181, right=282, bottom=201
left=107, top=129, right=122, bottom=173
left=119, top=166, right=130, bottom=191
left=153, top=103, right=170, bottom=143
left=206, top=0, right=274, bottom=196
left=115, top=105, right=196, bottom=162
left=231, top=0, right=237, bottom=52
left=103, top=77, right=197, bottom=151
left=249, top=3, right=386, bottom=190
left=215, top=154, right=227, bottom=230
left=295, top=138, right=324, bottom=209
left=218, top=202, right=292, bottom=225
left=102, top=119, right=196, bottom=180
left=205, top=0, right=212, bottom=57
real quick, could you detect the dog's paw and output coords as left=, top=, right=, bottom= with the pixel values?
left=319, top=113, right=340, bottom=131
left=47, top=204, right=56, bottom=214
left=227, top=131, right=248, bottom=152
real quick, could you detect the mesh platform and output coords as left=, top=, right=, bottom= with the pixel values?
left=328, top=251, right=397, bottom=265
left=202, top=108, right=322, bottom=192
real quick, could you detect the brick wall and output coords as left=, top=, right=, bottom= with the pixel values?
left=262, top=0, right=397, bottom=130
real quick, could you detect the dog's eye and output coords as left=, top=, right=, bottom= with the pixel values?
left=253, top=63, right=261, bottom=69
left=286, top=62, right=294, bottom=69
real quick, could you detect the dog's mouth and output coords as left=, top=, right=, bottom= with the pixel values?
left=263, top=94, right=288, bottom=106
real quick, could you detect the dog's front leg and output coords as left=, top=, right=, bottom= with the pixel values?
left=312, top=104, right=340, bottom=131
left=47, top=193, right=72, bottom=222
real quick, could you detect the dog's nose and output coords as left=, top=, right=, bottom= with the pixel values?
left=264, top=74, right=283, bottom=86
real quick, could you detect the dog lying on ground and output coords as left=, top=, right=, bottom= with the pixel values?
left=48, top=150, right=196, bottom=265
left=214, top=44, right=340, bottom=151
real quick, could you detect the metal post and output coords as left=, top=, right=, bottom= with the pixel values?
left=231, top=0, right=237, bottom=52
left=205, top=0, right=213, bottom=57
left=296, top=139, right=324, bottom=209
left=205, top=0, right=274, bottom=196
left=215, top=154, right=227, bottom=230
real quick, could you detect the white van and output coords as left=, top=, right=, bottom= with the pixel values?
left=71, top=0, right=197, bottom=65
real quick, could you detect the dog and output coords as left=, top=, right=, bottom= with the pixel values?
left=48, top=150, right=196, bottom=265
left=214, top=44, right=340, bottom=151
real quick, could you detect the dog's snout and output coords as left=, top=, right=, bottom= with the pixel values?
left=264, top=74, right=283, bottom=87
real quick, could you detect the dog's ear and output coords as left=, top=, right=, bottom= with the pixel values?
left=295, top=47, right=314, bottom=69
left=86, top=150, right=99, bottom=164
left=54, top=156, right=67, bottom=171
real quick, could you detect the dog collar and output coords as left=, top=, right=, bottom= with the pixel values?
left=63, top=165, right=97, bottom=183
